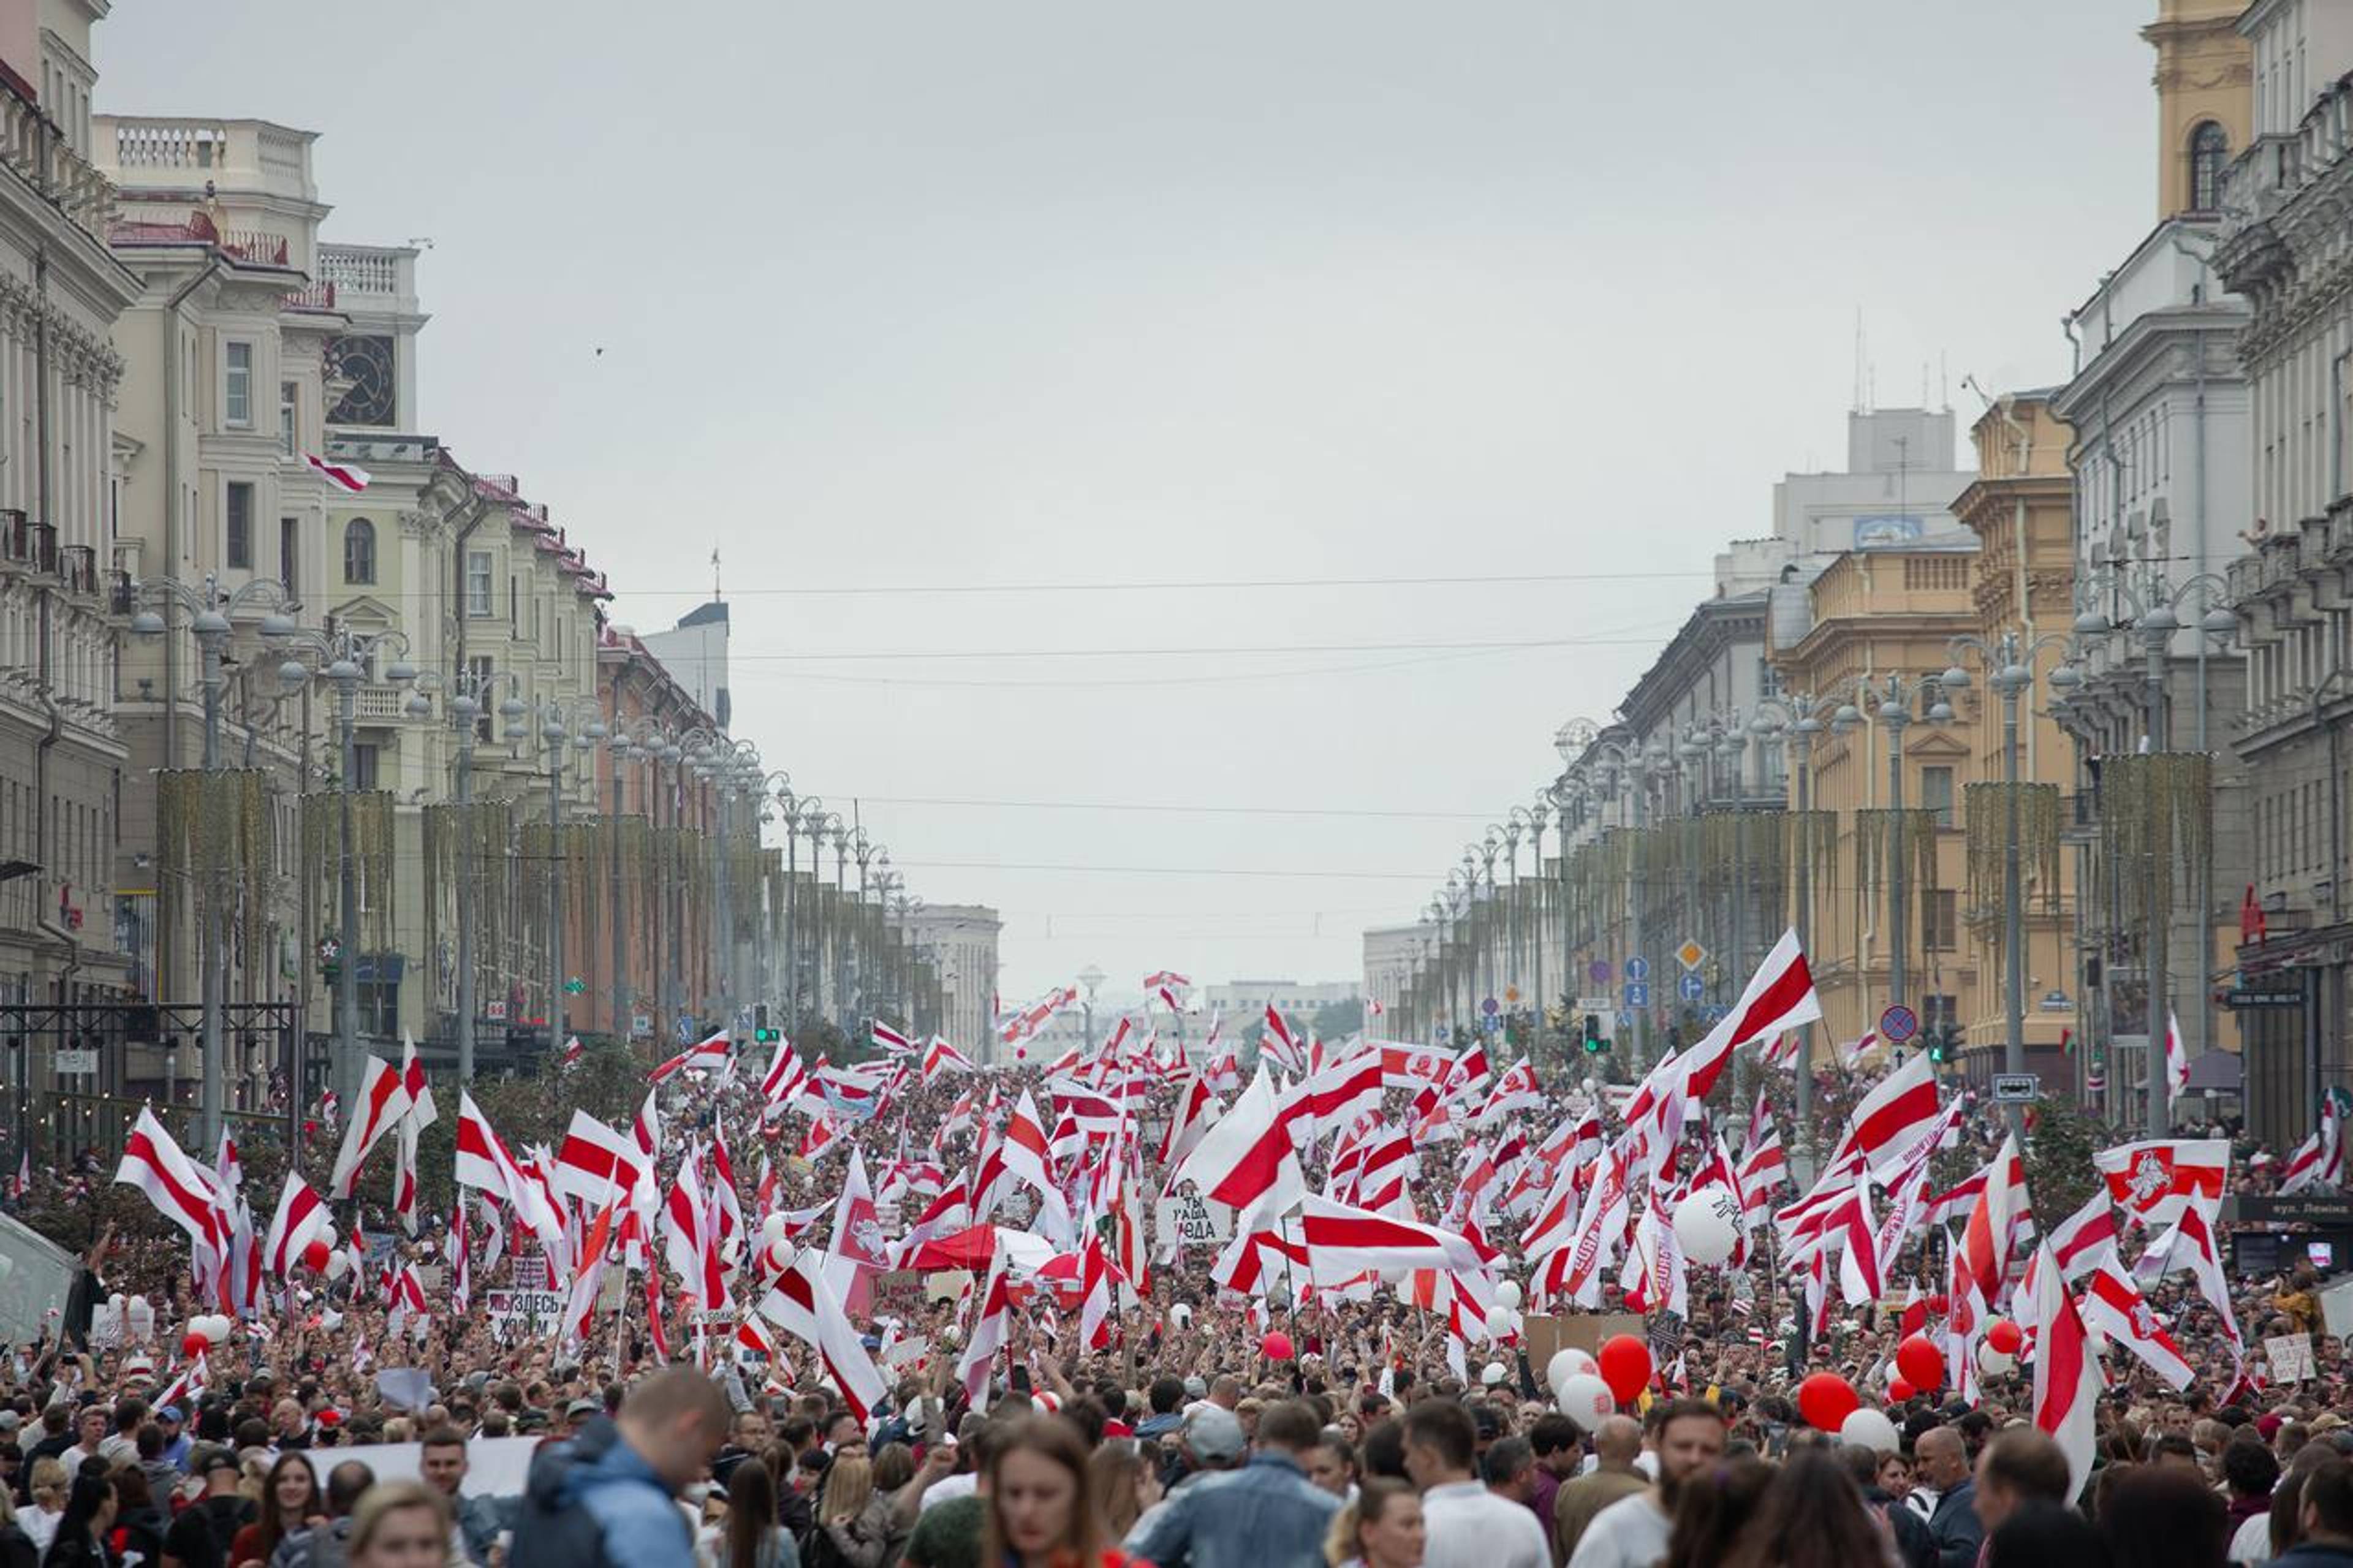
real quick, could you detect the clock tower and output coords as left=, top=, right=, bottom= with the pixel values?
left=2143, top=0, right=2251, bottom=220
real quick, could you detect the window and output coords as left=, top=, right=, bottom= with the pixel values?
left=1920, top=765, right=1956, bottom=828
left=465, top=550, right=494, bottom=618
left=349, top=741, right=379, bottom=792
left=279, top=517, right=298, bottom=594
left=467, top=655, right=494, bottom=741
left=2191, top=121, right=2229, bottom=212
left=224, top=342, right=253, bottom=427
left=1922, top=887, right=1959, bottom=952
left=279, top=382, right=297, bottom=456
left=343, top=518, right=376, bottom=585
left=225, top=482, right=253, bottom=569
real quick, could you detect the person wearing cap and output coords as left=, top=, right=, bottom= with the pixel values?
left=153, top=1407, right=191, bottom=1474
left=164, top=1447, right=254, bottom=1568
left=1126, top=1399, right=1339, bottom=1568
left=561, top=1399, right=601, bottom=1440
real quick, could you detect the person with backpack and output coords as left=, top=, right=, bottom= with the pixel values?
left=512, top=1367, right=733, bottom=1568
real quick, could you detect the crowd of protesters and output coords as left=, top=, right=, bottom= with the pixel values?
left=0, top=1031, right=2346, bottom=1568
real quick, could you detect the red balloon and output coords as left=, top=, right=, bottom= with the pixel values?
left=1927, top=1293, right=1950, bottom=1315
left=1985, top=1319, right=2024, bottom=1355
left=1895, top=1335, right=1944, bottom=1392
left=1596, top=1335, right=1653, bottom=1403
left=180, top=1332, right=207, bottom=1358
left=301, top=1239, right=333, bottom=1273
left=1797, top=1371, right=1860, bottom=1432
left=1887, top=1377, right=1916, bottom=1404
left=1262, top=1331, right=1295, bottom=1362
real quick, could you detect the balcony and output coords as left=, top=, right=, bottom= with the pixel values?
left=0, top=77, right=116, bottom=249
left=0, top=509, right=25, bottom=564
left=352, top=685, right=415, bottom=724
left=57, top=545, right=96, bottom=597
left=316, top=244, right=419, bottom=312
left=281, top=279, right=336, bottom=314
left=107, top=570, right=134, bottom=616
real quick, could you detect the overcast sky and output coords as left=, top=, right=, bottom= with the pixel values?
left=102, top=2, right=2150, bottom=1012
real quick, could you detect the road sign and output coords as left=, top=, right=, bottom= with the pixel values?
left=1624, top=982, right=1651, bottom=1009
left=1677, top=972, right=1707, bottom=1002
left=1990, top=1073, right=2039, bottom=1102
left=1504, top=987, right=1521, bottom=1004
left=1624, top=957, right=1651, bottom=982
left=53, top=1048, right=96, bottom=1075
left=1675, top=939, right=1708, bottom=972
left=1879, top=1005, right=1919, bottom=1043
left=1703, top=1005, right=1730, bottom=1023
left=2224, top=987, right=2303, bottom=1009
left=1575, top=996, right=1613, bottom=1016
left=1616, top=1010, right=1635, bottom=1032
left=1480, top=997, right=1500, bottom=1017
left=1588, top=960, right=1613, bottom=985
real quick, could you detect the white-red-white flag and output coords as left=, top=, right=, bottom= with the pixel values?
left=115, top=1107, right=225, bottom=1261
left=2164, top=1010, right=2190, bottom=1110
left=2028, top=1239, right=2099, bottom=1501
left=1171, top=1064, right=1306, bottom=1230
left=261, top=1174, right=328, bottom=1279
left=2093, top=1138, right=2228, bottom=1227
left=649, top=1030, right=731, bottom=1084
left=304, top=453, right=370, bottom=493
left=921, top=1036, right=976, bottom=1082
left=1079, top=1231, right=1115, bottom=1350
left=757, top=1249, right=887, bottom=1425
left=329, top=1055, right=410, bottom=1199
left=957, top=1251, right=1014, bottom=1411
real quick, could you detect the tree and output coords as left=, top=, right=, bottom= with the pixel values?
left=2021, top=1097, right=2107, bottom=1222
left=1313, top=999, right=1364, bottom=1039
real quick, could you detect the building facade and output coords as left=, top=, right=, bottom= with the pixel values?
left=0, top=0, right=141, bottom=1130
left=2213, top=0, right=2353, bottom=1146
left=900, top=902, right=1001, bottom=1060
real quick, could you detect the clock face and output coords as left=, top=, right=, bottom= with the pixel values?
left=328, top=335, right=396, bottom=427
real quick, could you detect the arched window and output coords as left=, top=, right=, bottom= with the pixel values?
left=343, top=518, right=376, bottom=585
left=2190, top=121, right=2230, bottom=212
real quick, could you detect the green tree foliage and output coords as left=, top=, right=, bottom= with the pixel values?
left=1313, top=999, right=1364, bottom=1039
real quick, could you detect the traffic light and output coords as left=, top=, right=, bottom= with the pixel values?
left=752, top=1005, right=780, bottom=1045
left=1927, top=1023, right=1960, bottom=1065
left=1580, top=1014, right=1605, bottom=1054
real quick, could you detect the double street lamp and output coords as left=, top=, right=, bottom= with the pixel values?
left=1830, top=673, right=1955, bottom=1040
left=129, top=574, right=299, bottom=1149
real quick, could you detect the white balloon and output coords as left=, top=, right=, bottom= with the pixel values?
left=1557, top=1372, right=1615, bottom=1431
left=1495, top=1279, right=1524, bottom=1311
left=1377, top=1267, right=1407, bottom=1286
left=324, top=1254, right=351, bottom=1281
left=763, top=1238, right=792, bottom=1273
left=1481, top=1362, right=1509, bottom=1387
left=1840, top=1407, right=1901, bottom=1455
left=1978, top=1344, right=2016, bottom=1376
left=193, top=1314, right=230, bottom=1344
left=1484, top=1305, right=1514, bottom=1341
left=1671, top=1189, right=1743, bottom=1267
left=1170, top=1303, right=1194, bottom=1328
left=126, top=1296, right=154, bottom=1344
left=1546, top=1347, right=1599, bottom=1396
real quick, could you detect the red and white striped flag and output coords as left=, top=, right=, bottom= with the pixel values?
left=921, top=1036, right=976, bottom=1083
left=304, top=453, right=370, bottom=493
left=114, top=1107, right=225, bottom=1263
left=2028, top=1239, right=2098, bottom=1501
left=649, top=1031, right=731, bottom=1084
left=329, top=1055, right=409, bottom=1199
left=1171, top=1064, right=1306, bottom=1230
left=957, top=1251, right=1014, bottom=1411
left=1078, top=1231, right=1115, bottom=1350
left=560, top=1036, right=584, bottom=1069
left=261, top=1174, right=328, bottom=1279
left=757, top=1249, right=887, bottom=1425
left=873, top=1020, right=914, bottom=1057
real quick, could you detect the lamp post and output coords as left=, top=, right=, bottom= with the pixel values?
left=532, top=697, right=607, bottom=1056
left=1079, top=964, right=1105, bottom=1054
left=1569, top=729, right=1668, bottom=1067
left=1835, top=673, right=1955, bottom=1044
left=128, top=573, right=300, bottom=1149
left=1512, top=801, right=1549, bottom=1049
left=2057, top=562, right=2237, bottom=1134
left=1749, top=691, right=1846, bottom=1180
left=1940, top=632, right=2071, bottom=1132
left=260, top=620, right=424, bottom=1095
left=412, top=659, right=520, bottom=1084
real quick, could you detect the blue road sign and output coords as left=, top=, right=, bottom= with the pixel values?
left=1616, top=1010, right=1636, bottom=1032
left=1879, top=1004, right=1919, bottom=1043
left=1703, top=1005, right=1730, bottom=1023
left=1677, top=972, right=1707, bottom=1002
left=1588, top=960, right=1613, bottom=985
left=1481, top=996, right=1501, bottom=1017
left=1625, top=957, right=1651, bottom=982
left=1624, top=982, right=1651, bottom=1009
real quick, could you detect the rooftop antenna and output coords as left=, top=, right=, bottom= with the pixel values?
left=1852, top=308, right=1865, bottom=412
left=711, top=547, right=722, bottom=604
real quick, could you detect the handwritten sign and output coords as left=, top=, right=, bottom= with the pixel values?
left=1154, top=1193, right=1234, bottom=1247
left=483, top=1289, right=569, bottom=1331
left=2266, top=1331, right=2316, bottom=1383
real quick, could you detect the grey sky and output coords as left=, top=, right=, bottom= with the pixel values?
left=102, top=2, right=2150, bottom=1010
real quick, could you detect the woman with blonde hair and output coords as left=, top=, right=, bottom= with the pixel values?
left=346, top=1482, right=454, bottom=1568
left=807, top=1453, right=889, bottom=1568
left=1086, top=1442, right=1158, bottom=1544
left=1323, top=1477, right=1423, bottom=1568
left=20, top=1460, right=67, bottom=1557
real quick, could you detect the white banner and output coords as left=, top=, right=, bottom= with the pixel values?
left=1155, top=1192, right=1234, bottom=1247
